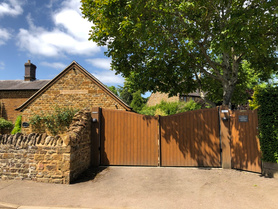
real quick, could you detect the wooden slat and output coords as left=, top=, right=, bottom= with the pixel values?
left=100, top=109, right=158, bottom=166
left=160, top=107, right=221, bottom=167
left=231, top=110, right=261, bottom=173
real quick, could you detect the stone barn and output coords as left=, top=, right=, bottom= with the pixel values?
left=15, top=61, right=131, bottom=134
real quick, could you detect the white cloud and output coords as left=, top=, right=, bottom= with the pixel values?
left=0, top=61, right=5, bottom=70
left=40, top=61, right=67, bottom=70
left=61, top=0, right=81, bottom=14
left=0, top=27, right=10, bottom=45
left=54, top=9, right=92, bottom=40
left=92, top=70, right=125, bottom=85
left=86, top=58, right=124, bottom=85
left=0, top=0, right=23, bottom=17
left=86, top=58, right=111, bottom=70
left=16, top=0, right=100, bottom=57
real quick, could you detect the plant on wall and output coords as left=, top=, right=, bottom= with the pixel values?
left=29, top=106, right=79, bottom=135
left=0, top=118, right=13, bottom=134
left=11, top=115, right=22, bottom=134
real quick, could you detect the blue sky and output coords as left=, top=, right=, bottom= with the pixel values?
left=0, top=0, right=125, bottom=86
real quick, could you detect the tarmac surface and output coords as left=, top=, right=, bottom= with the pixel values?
left=0, top=166, right=278, bottom=209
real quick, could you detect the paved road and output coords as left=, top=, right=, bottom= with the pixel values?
left=0, top=167, right=278, bottom=209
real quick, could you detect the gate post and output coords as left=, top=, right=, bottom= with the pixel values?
left=219, top=106, right=232, bottom=169
left=91, top=107, right=101, bottom=166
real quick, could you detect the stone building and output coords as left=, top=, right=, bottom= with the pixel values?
left=16, top=61, right=131, bottom=133
left=0, top=61, right=49, bottom=122
left=146, top=91, right=201, bottom=107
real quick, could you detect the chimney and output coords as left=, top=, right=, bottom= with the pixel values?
left=24, top=60, right=36, bottom=81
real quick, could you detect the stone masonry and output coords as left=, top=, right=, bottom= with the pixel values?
left=21, top=66, right=127, bottom=134
left=147, top=92, right=179, bottom=107
left=0, top=110, right=92, bottom=184
left=0, top=90, right=37, bottom=122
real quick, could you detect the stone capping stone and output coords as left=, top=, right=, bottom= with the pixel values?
left=262, top=161, right=278, bottom=178
left=60, top=109, right=91, bottom=147
left=0, top=133, right=62, bottom=147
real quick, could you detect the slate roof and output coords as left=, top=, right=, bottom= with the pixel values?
left=0, top=80, right=50, bottom=90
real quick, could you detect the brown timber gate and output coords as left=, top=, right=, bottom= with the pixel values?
left=230, top=109, right=261, bottom=173
left=95, top=107, right=261, bottom=173
left=100, top=109, right=159, bottom=166
left=160, top=108, right=221, bottom=167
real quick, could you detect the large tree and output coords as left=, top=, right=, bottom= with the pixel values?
left=81, top=0, right=278, bottom=106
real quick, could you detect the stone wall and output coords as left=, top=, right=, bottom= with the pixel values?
left=21, top=67, right=126, bottom=134
left=61, top=110, right=92, bottom=181
left=0, top=110, right=92, bottom=184
left=0, top=90, right=37, bottom=122
left=147, top=92, right=179, bottom=107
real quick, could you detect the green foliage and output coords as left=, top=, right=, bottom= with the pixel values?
left=130, top=90, right=147, bottom=112
left=257, top=86, right=278, bottom=163
left=29, top=107, right=79, bottom=135
left=11, top=115, right=22, bottom=134
left=81, top=0, right=277, bottom=106
left=0, top=118, right=13, bottom=133
left=139, top=100, right=201, bottom=116
left=118, top=85, right=133, bottom=105
left=108, top=86, right=119, bottom=96
left=118, top=76, right=143, bottom=105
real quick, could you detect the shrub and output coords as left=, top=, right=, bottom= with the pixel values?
left=139, top=100, right=202, bottom=116
left=257, top=86, right=278, bottom=163
left=29, top=107, right=79, bottom=135
left=177, top=99, right=202, bottom=113
left=0, top=118, right=13, bottom=134
left=11, top=115, right=22, bottom=134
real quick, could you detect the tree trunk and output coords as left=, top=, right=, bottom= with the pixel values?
left=222, top=81, right=235, bottom=108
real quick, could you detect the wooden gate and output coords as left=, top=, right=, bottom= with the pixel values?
left=95, top=107, right=261, bottom=172
left=100, top=109, right=159, bottom=166
left=230, top=109, right=261, bottom=173
left=160, top=107, right=221, bottom=167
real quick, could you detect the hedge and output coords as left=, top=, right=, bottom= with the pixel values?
left=257, top=86, right=278, bottom=163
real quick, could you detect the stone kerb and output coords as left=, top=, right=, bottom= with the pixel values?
left=0, top=109, right=92, bottom=184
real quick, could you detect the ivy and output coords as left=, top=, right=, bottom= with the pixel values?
left=257, top=86, right=278, bottom=163
left=29, top=107, right=79, bottom=136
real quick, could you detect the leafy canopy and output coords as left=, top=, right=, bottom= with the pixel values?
left=81, top=0, right=278, bottom=106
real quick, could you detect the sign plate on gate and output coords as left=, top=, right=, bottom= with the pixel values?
left=239, top=115, right=248, bottom=122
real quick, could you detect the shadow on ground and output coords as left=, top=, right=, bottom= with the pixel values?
left=72, top=166, right=107, bottom=184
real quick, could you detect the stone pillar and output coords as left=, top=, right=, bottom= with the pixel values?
left=219, top=106, right=232, bottom=169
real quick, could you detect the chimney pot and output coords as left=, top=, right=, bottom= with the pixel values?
left=24, top=60, right=36, bottom=81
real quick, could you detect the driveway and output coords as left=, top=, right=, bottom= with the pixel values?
left=0, top=167, right=277, bottom=209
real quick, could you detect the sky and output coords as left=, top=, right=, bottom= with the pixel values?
left=0, top=0, right=125, bottom=86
